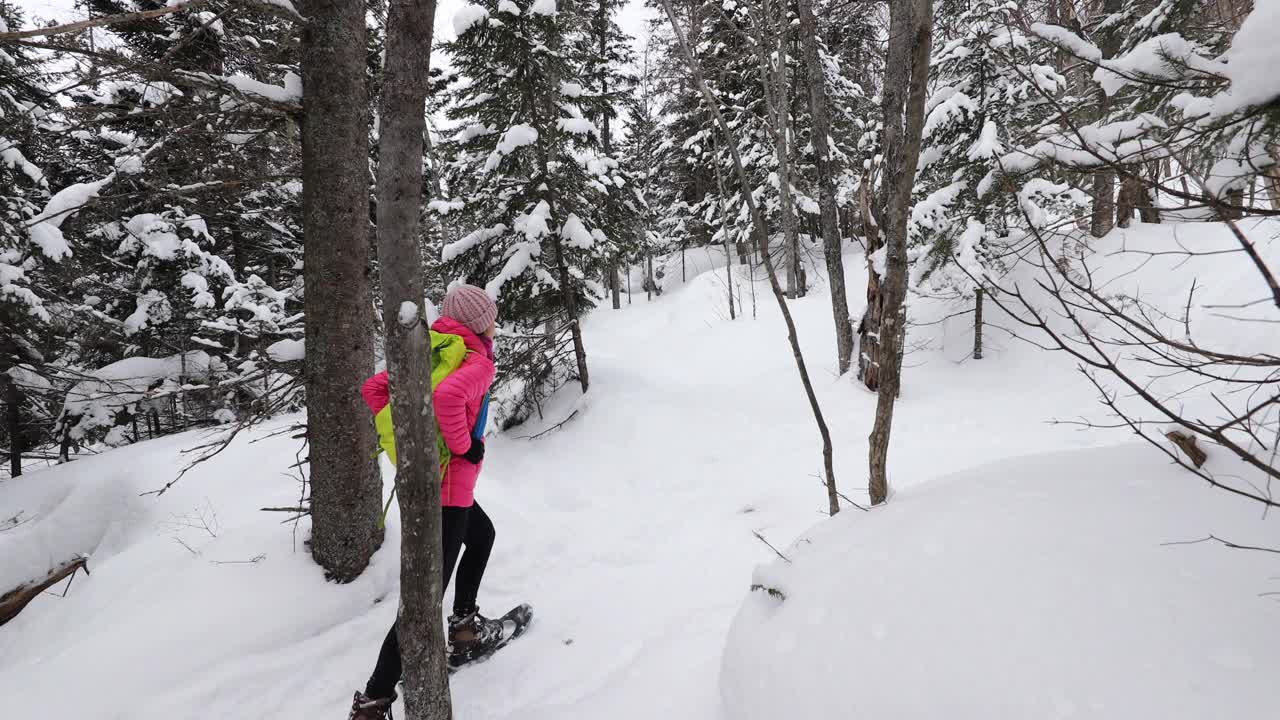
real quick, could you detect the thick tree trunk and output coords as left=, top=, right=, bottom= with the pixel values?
left=868, top=0, right=932, bottom=507
left=301, top=0, right=383, bottom=581
left=660, top=0, right=840, bottom=516
left=797, top=0, right=853, bottom=374
left=374, top=0, right=452, bottom=716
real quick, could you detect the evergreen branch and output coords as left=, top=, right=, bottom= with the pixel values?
left=0, top=0, right=217, bottom=42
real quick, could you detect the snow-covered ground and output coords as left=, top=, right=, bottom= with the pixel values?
left=1, top=220, right=1276, bottom=719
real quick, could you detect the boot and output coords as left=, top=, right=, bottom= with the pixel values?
left=447, top=607, right=504, bottom=667
left=349, top=691, right=395, bottom=720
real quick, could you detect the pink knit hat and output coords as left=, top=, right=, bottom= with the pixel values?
left=442, top=284, right=498, bottom=335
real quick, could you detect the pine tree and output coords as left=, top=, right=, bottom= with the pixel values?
left=913, top=0, right=1068, bottom=300
left=434, top=0, right=629, bottom=424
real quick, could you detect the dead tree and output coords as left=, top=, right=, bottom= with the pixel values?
left=301, top=0, right=384, bottom=581
left=867, top=0, right=932, bottom=507
left=660, top=0, right=845, bottom=516
left=0, top=557, right=89, bottom=627
left=373, top=0, right=453, bottom=715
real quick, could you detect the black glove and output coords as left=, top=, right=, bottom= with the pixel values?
left=461, top=438, right=485, bottom=464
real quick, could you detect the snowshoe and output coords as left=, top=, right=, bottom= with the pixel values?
left=447, top=604, right=533, bottom=673
left=349, top=691, right=395, bottom=720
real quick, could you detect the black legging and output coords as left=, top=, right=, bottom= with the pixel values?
left=365, top=502, right=495, bottom=699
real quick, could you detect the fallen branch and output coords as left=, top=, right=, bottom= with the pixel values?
left=1161, top=535, right=1280, bottom=555
left=752, top=530, right=792, bottom=563
left=518, top=409, right=579, bottom=440
left=0, top=556, right=90, bottom=627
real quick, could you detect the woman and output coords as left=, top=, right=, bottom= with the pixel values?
left=351, top=284, right=503, bottom=720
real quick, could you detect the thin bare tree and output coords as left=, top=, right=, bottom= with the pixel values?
left=659, top=0, right=845, bottom=515
left=867, top=0, right=933, bottom=506
left=797, top=0, right=855, bottom=374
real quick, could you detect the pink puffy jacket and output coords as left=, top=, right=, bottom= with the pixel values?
left=361, top=316, right=496, bottom=507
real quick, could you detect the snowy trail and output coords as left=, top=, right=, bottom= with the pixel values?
left=1, top=248, right=1141, bottom=720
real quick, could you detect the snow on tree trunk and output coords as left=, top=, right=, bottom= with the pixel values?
left=857, top=179, right=884, bottom=389
left=374, top=0, right=453, bottom=715
left=868, top=0, right=932, bottom=507
left=797, top=0, right=853, bottom=374
left=300, top=0, right=383, bottom=582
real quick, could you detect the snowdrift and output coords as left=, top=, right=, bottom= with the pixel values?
left=720, top=444, right=1279, bottom=720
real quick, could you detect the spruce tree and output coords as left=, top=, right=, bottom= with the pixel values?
left=435, top=0, right=628, bottom=424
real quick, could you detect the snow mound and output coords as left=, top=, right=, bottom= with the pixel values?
left=721, top=444, right=1279, bottom=720
left=62, top=352, right=221, bottom=439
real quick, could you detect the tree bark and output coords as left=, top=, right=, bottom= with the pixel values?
left=1089, top=0, right=1123, bottom=238
left=752, top=0, right=804, bottom=299
left=710, top=134, right=737, bottom=320
left=868, top=0, right=932, bottom=507
left=374, top=0, right=453, bottom=715
left=857, top=178, right=883, bottom=388
left=660, top=0, right=841, bottom=516
left=0, top=557, right=89, bottom=627
left=4, top=375, right=21, bottom=478
left=797, top=0, right=853, bottom=374
left=973, top=287, right=984, bottom=360
left=301, top=0, right=384, bottom=582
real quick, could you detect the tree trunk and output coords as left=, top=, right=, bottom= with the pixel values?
left=4, top=376, right=21, bottom=478
left=796, top=0, right=853, bottom=374
left=868, top=0, right=932, bottom=507
left=597, top=4, right=621, bottom=314
left=610, top=262, right=621, bottom=309
left=660, top=0, right=840, bottom=516
left=1267, top=146, right=1280, bottom=211
left=374, top=0, right=452, bottom=715
left=973, top=287, right=984, bottom=360
left=711, top=135, right=737, bottom=320
left=753, top=0, right=804, bottom=299
left=1089, top=0, right=1123, bottom=238
left=301, top=0, right=383, bottom=582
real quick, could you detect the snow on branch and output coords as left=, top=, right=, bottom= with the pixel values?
left=174, top=71, right=302, bottom=114
left=0, top=0, right=302, bottom=41
left=25, top=136, right=170, bottom=261
left=0, top=0, right=216, bottom=41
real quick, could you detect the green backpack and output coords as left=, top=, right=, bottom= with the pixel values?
left=372, top=330, right=471, bottom=525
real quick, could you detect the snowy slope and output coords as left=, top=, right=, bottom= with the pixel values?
left=2, top=221, right=1275, bottom=719
left=722, top=444, right=1280, bottom=720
